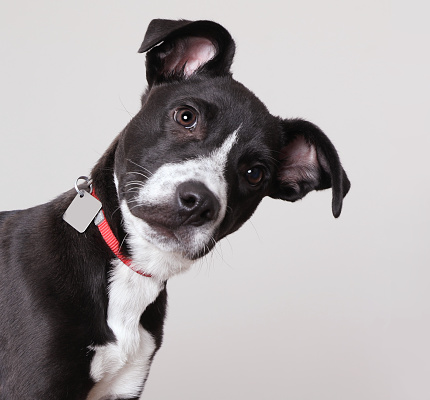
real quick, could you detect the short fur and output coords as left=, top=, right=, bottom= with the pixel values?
left=0, top=19, right=350, bottom=399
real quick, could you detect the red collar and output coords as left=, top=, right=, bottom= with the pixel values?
left=92, top=190, right=151, bottom=278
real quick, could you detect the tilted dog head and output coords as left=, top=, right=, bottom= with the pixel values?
left=109, top=19, right=350, bottom=264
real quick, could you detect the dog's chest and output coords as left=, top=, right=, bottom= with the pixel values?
left=86, top=260, right=163, bottom=400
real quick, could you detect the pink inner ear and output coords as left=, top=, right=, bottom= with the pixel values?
left=278, top=136, right=320, bottom=185
left=164, top=37, right=216, bottom=77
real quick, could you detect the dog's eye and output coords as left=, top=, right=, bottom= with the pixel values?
left=174, top=108, right=198, bottom=129
left=245, top=166, right=264, bottom=186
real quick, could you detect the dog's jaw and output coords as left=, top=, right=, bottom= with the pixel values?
left=119, top=200, right=194, bottom=281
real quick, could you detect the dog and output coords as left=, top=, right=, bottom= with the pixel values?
left=0, top=19, right=350, bottom=399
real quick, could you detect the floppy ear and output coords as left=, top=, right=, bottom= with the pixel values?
left=270, top=119, right=351, bottom=218
left=138, top=19, right=235, bottom=86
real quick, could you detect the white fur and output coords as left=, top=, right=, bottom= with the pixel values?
left=87, top=260, right=163, bottom=400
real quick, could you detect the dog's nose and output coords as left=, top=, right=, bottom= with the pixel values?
left=176, top=181, right=220, bottom=227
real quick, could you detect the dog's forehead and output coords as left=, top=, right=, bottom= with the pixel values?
left=148, top=76, right=269, bottom=119
left=143, top=76, right=279, bottom=146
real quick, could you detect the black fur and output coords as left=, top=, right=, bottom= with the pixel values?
left=0, top=19, right=350, bottom=399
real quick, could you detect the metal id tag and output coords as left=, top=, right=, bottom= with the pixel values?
left=63, top=191, right=102, bottom=233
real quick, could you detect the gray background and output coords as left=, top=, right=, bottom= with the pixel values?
left=1, top=1, right=429, bottom=399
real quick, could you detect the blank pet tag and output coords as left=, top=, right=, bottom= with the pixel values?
left=63, top=191, right=102, bottom=233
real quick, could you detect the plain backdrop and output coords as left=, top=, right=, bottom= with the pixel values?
left=1, top=1, right=429, bottom=399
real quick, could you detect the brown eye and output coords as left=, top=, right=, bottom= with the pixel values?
left=174, top=107, right=198, bottom=129
left=246, top=166, right=264, bottom=186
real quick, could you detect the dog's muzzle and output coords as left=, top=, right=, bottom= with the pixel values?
left=123, top=179, right=223, bottom=260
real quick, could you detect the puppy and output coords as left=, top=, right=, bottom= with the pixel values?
left=0, top=19, right=350, bottom=400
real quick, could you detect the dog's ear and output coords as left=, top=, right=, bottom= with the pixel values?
left=138, top=19, right=235, bottom=86
left=270, top=119, right=350, bottom=218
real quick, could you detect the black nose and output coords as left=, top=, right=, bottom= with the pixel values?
left=176, top=181, right=220, bottom=227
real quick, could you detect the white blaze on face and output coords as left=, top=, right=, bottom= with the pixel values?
left=138, top=128, right=239, bottom=219
left=118, top=127, right=240, bottom=276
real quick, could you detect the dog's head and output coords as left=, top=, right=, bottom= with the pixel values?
left=111, top=19, right=350, bottom=265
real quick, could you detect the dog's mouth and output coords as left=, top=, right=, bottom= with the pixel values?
left=147, top=221, right=178, bottom=242
left=127, top=204, right=218, bottom=260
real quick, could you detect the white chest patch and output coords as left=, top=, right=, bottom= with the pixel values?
left=86, top=260, right=164, bottom=400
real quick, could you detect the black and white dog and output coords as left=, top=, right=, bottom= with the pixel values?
left=0, top=19, right=350, bottom=399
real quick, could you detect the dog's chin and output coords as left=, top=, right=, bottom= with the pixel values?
left=121, top=200, right=216, bottom=261
left=127, top=214, right=213, bottom=260
left=140, top=222, right=215, bottom=261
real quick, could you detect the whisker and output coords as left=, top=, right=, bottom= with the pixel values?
left=129, top=203, right=143, bottom=212
left=118, top=96, right=133, bottom=118
left=212, top=237, right=234, bottom=271
left=126, top=171, right=151, bottom=180
left=112, top=206, right=122, bottom=217
left=126, top=159, right=154, bottom=176
left=118, top=233, right=129, bottom=253
left=249, top=219, right=262, bottom=242
left=212, top=240, right=223, bottom=261
left=223, top=236, right=234, bottom=256
left=120, top=190, right=141, bottom=196
left=124, top=181, right=146, bottom=188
